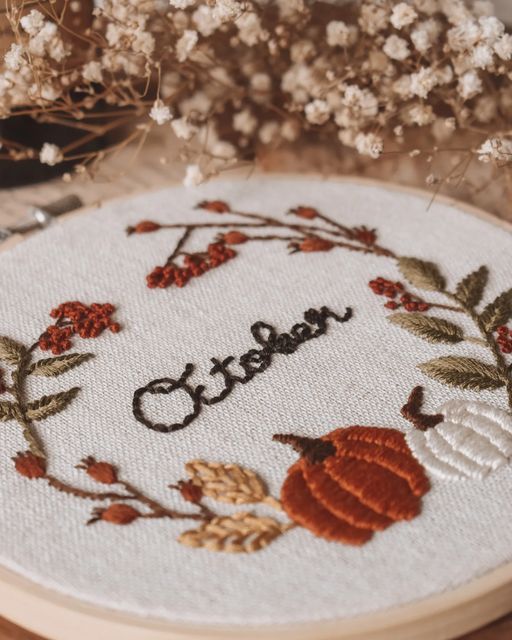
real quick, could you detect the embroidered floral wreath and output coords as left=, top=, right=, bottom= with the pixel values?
left=1, top=199, right=512, bottom=553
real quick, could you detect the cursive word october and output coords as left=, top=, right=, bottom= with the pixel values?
left=132, top=305, right=352, bottom=433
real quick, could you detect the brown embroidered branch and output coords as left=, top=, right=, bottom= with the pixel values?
left=128, top=200, right=397, bottom=290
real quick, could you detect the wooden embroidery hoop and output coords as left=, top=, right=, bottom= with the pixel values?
left=1, top=174, right=512, bottom=640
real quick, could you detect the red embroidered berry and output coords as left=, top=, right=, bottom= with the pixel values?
left=197, top=200, right=231, bottom=214
left=384, top=301, right=399, bottom=310
left=79, top=457, right=118, bottom=484
left=175, top=479, right=203, bottom=504
left=289, top=206, right=319, bottom=220
left=352, top=225, right=377, bottom=246
left=13, top=452, right=46, bottom=479
left=299, top=237, right=334, bottom=252
left=97, top=504, right=140, bottom=525
left=496, top=325, right=512, bottom=353
left=221, top=231, right=248, bottom=245
left=126, top=221, right=161, bottom=235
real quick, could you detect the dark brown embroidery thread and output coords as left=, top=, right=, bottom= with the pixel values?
left=132, top=305, right=352, bottom=433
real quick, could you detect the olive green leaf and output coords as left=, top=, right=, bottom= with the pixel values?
left=418, top=356, right=506, bottom=391
left=389, top=313, right=464, bottom=344
left=455, top=266, right=488, bottom=308
left=26, top=387, right=80, bottom=422
left=480, top=289, right=512, bottom=333
left=398, top=257, right=445, bottom=292
left=0, top=336, right=26, bottom=366
left=0, top=401, right=16, bottom=422
left=28, top=353, right=93, bottom=377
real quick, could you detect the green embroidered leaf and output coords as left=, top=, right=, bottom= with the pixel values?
left=480, top=289, right=512, bottom=333
left=398, top=257, right=446, bottom=292
left=455, top=266, right=488, bottom=308
left=418, top=356, right=506, bottom=391
left=389, top=313, right=464, bottom=344
left=0, top=401, right=16, bottom=422
left=26, top=387, right=80, bottom=422
left=0, top=336, right=26, bottom=366
left=28, top=353, right=93, bottom=377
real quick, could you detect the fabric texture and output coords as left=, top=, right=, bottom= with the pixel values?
left=0, top=176, right=511, bottom=625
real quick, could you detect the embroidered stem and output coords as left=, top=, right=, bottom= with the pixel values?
left=118, top=480, right=209, bottom=521
left=166, top=227, right=192, bottom=264
left=401, top=386, right=444, bottom=431
left=46, top=476, right=135, bottom=501
left=273, top=433, right=336, bottom=464
left=10, top=351, right=45, bottom=459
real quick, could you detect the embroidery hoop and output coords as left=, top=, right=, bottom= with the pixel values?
left=1, top=174, right=512, bottom=640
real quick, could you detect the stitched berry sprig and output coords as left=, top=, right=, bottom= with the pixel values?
left=127, top=200, right=396, bottom=291
left=0, top=302, right=121, bottom=458
left=369, top=277, right=431, bottom=312
left=376, top=261, right=512, bottom=411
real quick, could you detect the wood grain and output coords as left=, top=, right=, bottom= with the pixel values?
left=1, top=613, right=512, bottom=640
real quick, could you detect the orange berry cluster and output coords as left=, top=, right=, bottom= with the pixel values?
left=369, top=277, right=430, bottom=312
left=147, top=242, right=236, bottom=289
left=39, top=302, right=120, bottom=354
left=497, top=326, right=512, bottom=354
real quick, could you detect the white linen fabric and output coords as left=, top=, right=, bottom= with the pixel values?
left=0, top=176, right=511, bottom=625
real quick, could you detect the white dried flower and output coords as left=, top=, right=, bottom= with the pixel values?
left=411, top=18, right=441, bottom=53
left=259, top=121, right=280, bottom=145
left=359, top=3, right=389, bottom=36
left=383, top=35, right=410, bottom=60
left=82, top=61, right=103, bottom=83
left=477, top=137, right=512, bottom=163
left=150, top=99, right=172, bottom=125
left=494, top=34, right=512, bottom=61
left=281, top=119, right=300, bottom=141
left=479, top=16, right=505, bottom=44
left=169, top=0, right=196, bottom=7
left=233, top=108, right=257, bottom=135
left=390, top=3, right=418, bottom=30
left=407, top=103, right=435, bottom=126
left=20, top=9, right=45, bottom=36
left=458, top=69, right=483, bottom=100
left=474, top=95, right=497, bottom=123
left=354, top=132, right=383, bottom=158
left=472, top=43, right=494, bottom=69
left=171, top=117, right=198, bottom=140
left=326, top=21, right=357, bottom=47
left=305, top=99, right=330, bottom=125
left=236, top=13, right=265, bottom=46
left=176, top=30, right=198, bottom=62
left=4, top=44, right=24, bottom=71
left=211, top=140, right=236, bottom=159
left=413, top=0, right=439, bottom=15
left=192, top=6, right=221, bottom=37
left=39, top=142, right=63, bottom=166
left=251, top=73, right=272, bottom=92
left=213, top=0, right=243, bottom=22
left=410, top=66, right=438, bottom=99
left=183, top=164, right=205, bottom=187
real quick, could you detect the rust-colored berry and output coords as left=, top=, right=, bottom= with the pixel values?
left=222, top=231, right=248, bottom=245
left=197, top=200, right=231, bottom=214
left=352, top=225, right=377, bottom=246
left=289, top=206, right=319, bottom=220
left=299, top=237, right=334, bottom=253
left=127, top=220, right=161, bottom=235
left=80, top=457, right=118, bottom=484
left=13, top=452, right=46, bottom=479
left=100, top=503, right=140, bottom=525
left=176, top=479, right=203, bottom=503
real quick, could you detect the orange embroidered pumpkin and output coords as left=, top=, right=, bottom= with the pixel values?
left=273, top=427, right=430, bottom=545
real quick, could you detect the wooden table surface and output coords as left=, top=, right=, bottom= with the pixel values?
left=1, top=135, right=511, bottom=640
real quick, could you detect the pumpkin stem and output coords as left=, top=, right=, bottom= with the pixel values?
left=401, top=386, right=444, bottom=431
left=272, top=433, right=336, bottom=464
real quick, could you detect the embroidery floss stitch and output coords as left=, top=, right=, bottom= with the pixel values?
left=132, top=305, right=352, bottom=433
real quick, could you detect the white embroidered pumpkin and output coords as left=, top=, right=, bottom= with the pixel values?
left=406, top=400, right=512, bottom=481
